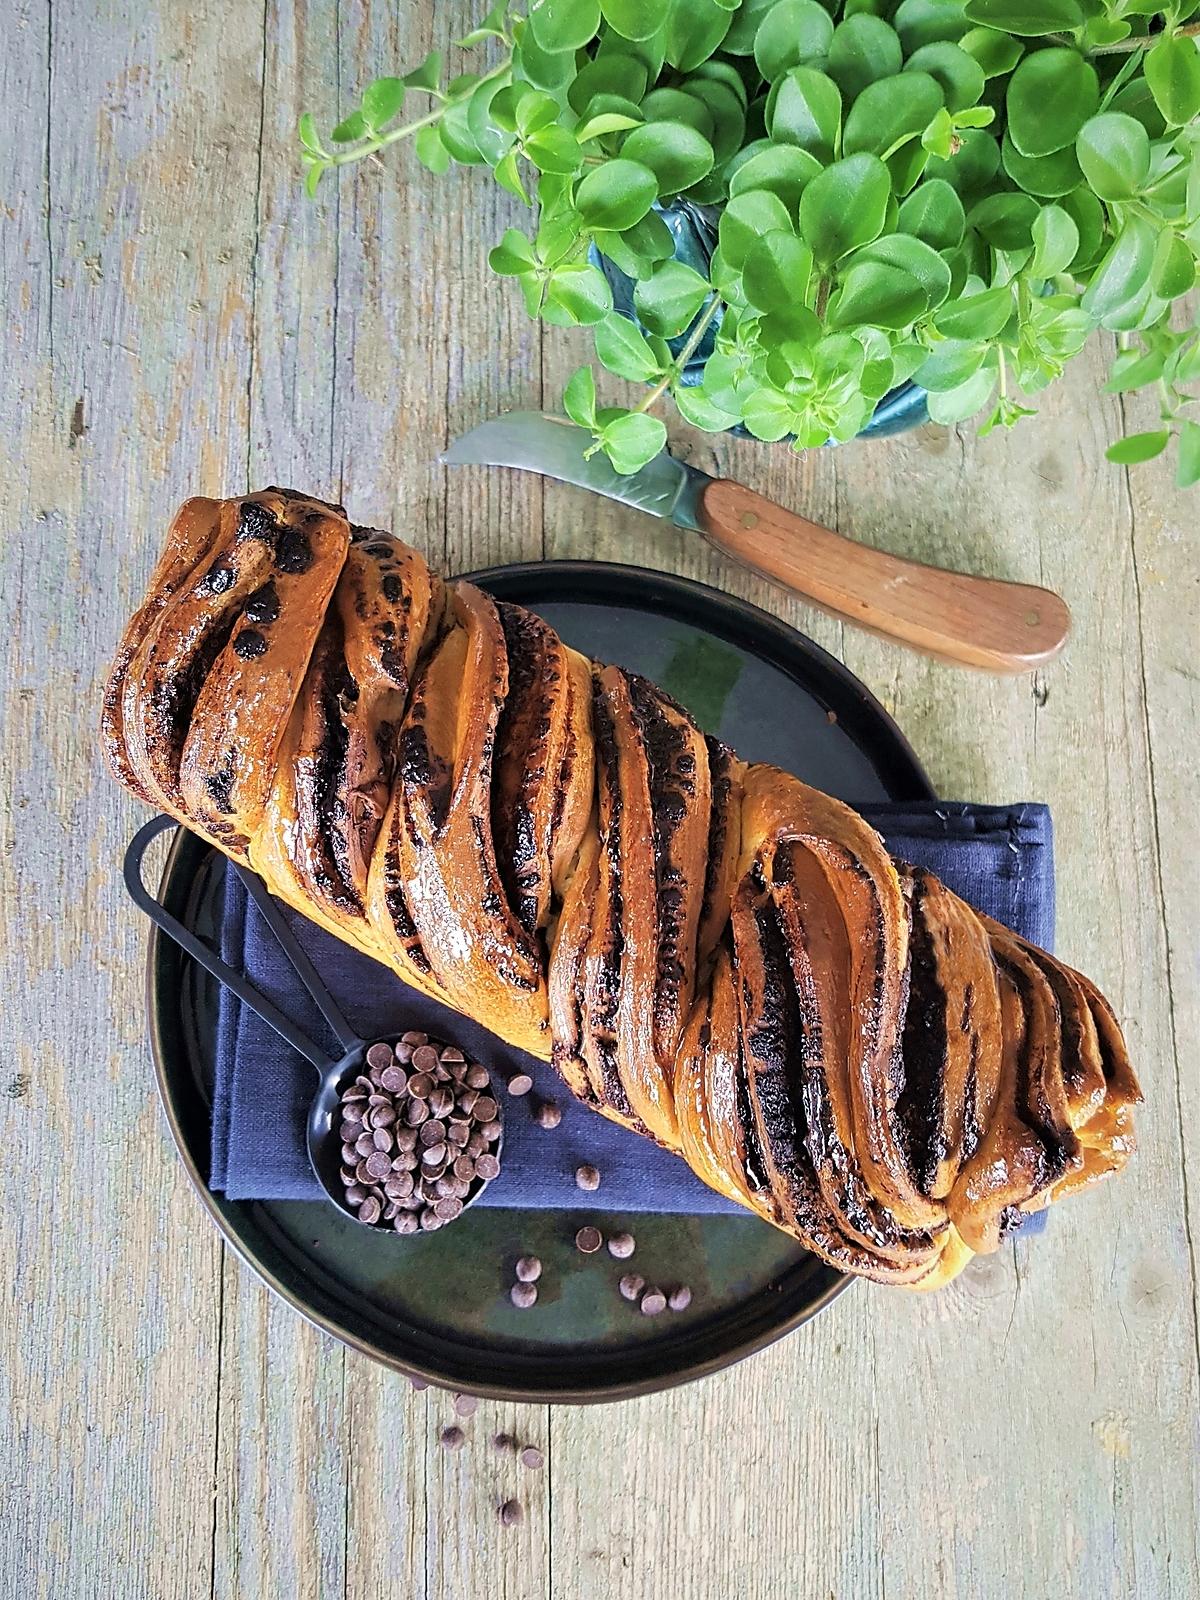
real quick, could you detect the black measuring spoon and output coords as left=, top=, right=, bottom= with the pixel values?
left=123, top=813, right=502, bottom=1230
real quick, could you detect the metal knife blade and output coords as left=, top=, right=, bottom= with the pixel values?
left=441, top=410, right=707, bottom=531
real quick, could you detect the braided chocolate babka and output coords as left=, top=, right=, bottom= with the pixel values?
left=103, top=489, right=1140, bottom=1288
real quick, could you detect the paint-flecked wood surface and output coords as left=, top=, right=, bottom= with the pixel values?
left=1, top=3, right=1197, bottom=1596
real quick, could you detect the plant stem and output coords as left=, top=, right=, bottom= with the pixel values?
left=324, top=55, right=512, bottom=169
left=634, top=295, right=724, bottom=415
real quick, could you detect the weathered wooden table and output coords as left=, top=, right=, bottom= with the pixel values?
left=2, top=3, right=1197, bottom=1595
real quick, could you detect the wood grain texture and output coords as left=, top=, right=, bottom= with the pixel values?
left=0, top=2, right=1196, bottom=1598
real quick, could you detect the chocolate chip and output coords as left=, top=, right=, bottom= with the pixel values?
left=533, top=1100, right=561, bottom=1129
left=409, top=1374, right=429, bottom=1391
left=355, top=1159, right=375, bottom=1185
left=618, top=1273, right=644, bottom=1302
left=358, top=1195, right=381, bottom=1226
left=372, top=1127, right=393, bottom=1153
left=435, top=1197, right=464, bottom=1222
left=467, top=1132, right=487, bottom=1155
left=506, top=1073, right=534, bottom=1098
left=419, top=1117, right=446, bottom=1146
left=575, top=1164, right=601, bottom=1191
left=480, top=1121, right=502, bottom=1143
left=465, top=1064, right=490, bottom=1090
left=232, top=628, right=268, bottom=660
left=440, top=1046, right=465, bottom=1064
left=366, top=1042, right=394, bottom=1070
left=401, top=1030, right=428, bottom=1046
left=394, top=1126, right=419, bottom=1152
left=493, top=1433, right=516, bottom=1453
left=411, top=1044, right=439, bottom=1074
left=520, top=1446, right=544, bottom=1471
left=575, top=1226, right=602, bottom=1255
left=365, top=1151, right=392, bottom=1180
left=380, top=1065, right=407, bottom=1094
left=439, top=1426, right=465, bottom=1451
left=472, top=1096, right=498, bottom=1124
left=607, top=1232, right=635, bottom=1259
left=341, top=1144, right=358, bottom=1167
left=640, top=1288, right=667, bottom=1316
left=475, top=1152, right=501, bottom=1181
left=386, top=1173, right=415, bottom=1199
left=515, top=1256, right=541, bottom=1283
left=456, top=1088, right=479, bottom=1116
left=447, top=1122, right=470, bottom=1147
left=355, top=1132, right=376, bottom=1158
left=422, top=1142, right=448, bottom=1167
left=339, top=1122, right=361, bottom=1145
left=510, top=1282, right=537, bottom=1309
left=420, top=1208, right=441, bottom=1231
left=453, top=1393, right=478, bottom=1418
left=453, top=1154, right=476, bottom=1182
left=668, top=1286, right=692, bottom=1312
left=405, top=1099, right=430, bottom=1127
left=344, top=1184, right=366, bottom=1207
left=243, top=580, right=280, bottom=625
left=394, top=1043, right=414, bottom=1065
left=429, top=1087, right=454, bottom=1118
left=408, top=1072, right=434, bottom=1099
left=274, top=525, right=313, bottom=574
left=372, top=1103, right=397, bottom=1128
left=498, top=1500, right=523, bottom=1527
left=394, top=1212, right=419, bottom=1234
left=393, top=1150, right=418, bottom=1172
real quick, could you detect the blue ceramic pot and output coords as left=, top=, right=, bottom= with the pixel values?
left=590, top=199, right=929, bottom=443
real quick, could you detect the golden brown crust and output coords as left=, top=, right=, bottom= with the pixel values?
left=101, top=491, right=1141, bottom=1290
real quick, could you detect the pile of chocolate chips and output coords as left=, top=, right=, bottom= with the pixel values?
left=337, top=1032, right=501, bottom=1233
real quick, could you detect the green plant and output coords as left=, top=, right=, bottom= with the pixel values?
left=301, top=1, right=1200, bottom=482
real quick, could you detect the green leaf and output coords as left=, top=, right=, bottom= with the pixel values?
left=528, top=0, right=602, bottom=54
left=516, top=90, right=562, bottom=138
left=898, top=179, right=966, bottom=250
left=742, top=388, right=796, bottom=441
left=331, top=110, right=367, bottom=144
left=963, top=0, right=1083, bottom=36
left=593, top=313, right=665, bottom=381
left=577, top=110, right=644, bottom=141
left=633, top=261, right=713, bottom=336
left=894, top=0, right=971, bottom=54
left=723, top=0, right=779, bottom=54
left=542, top=263, right=614, bottom=326
left=924, top=359, right=997, bottom=423
left=799, top=152, right=893, bottom=265
left=362, top=77, right=406, bottom=133
left=1030, top=205, right=1079, bottom=278
left=524, top=124, right=585, bottom=174
left=304, top=160, right=328, bottom=198
left=404, top=50, right=443, bottom=93
left=915, top=338, right=988, bottom=391
left=458, top=2, right=511, bottom=46
left=1176, top=419, right=1200, bottom=488
left=564, top=365, right=599, bottom=427
left=298, top=114, right=324, bottom=156
left=843, top=73, right=945, bottom=161
left=569, top=55, right=650, bottom=115
left=620, top=121, right=715, bottom=196
left=1104, top=346, right=1166, bottom=393
left=719, top=188, right=794, bottom=268
left=729, top=143, right=824, bottom=210
left=599, top=411, right=669, bottom=474
left=904, top=44, right=984, bottom=114
left=1152, top=230, right=1196, bottom=300
left=829, top=261, right=928, bottom=330
left=853, top=232, right=952, bottom=308
left=673, top=384, right=740, bottom=432
left=679, top=76, right=746, bottom=166
left=640, top=87, right=714, bottom=138
left=742, top=231, right=815, bottom=320
left=494, top=150, right=529, bottom=202
left=1058, top=185, right=1105, bottom=270
left=1145, top=34, right=1200, bottom=128
left=827, top=15, right=904, bottom=105
left=767, top=68, right=843, bottom=162
left=1007, top=48, right=1099, bottom=159
left=1081, top=218, right=1156, bottom=325
left=1105, top=429, right=1169, bottom=465
left=664, top=0, right=734, bottom=73
left=574, top=158, right=659, bottom=229
left=415, top=122, right=452, bottom=173
left=1000, top=134, right=1082, bottom=199
left=514, top=25, right=578, bottom=90
left=1075, top=113, right=1151, bottom=201
left=489, top=228, right=538, bottom=275
left=599, top=0, right=666, bottom=42
left=925, top=127, right=1000, bottom=196
left=959, top=25, right=1024, bottom=77
left=754, top=0, right=835, bottom=81
left=440, top=98, right=486, bottom=164
left=933, top=284, right=1013, bottom=338
left=966, top=191, right=1039, bottom=250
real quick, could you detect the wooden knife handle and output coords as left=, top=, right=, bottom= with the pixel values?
left=696, top=478, right=1069, bottom=674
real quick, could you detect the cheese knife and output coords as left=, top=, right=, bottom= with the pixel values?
left=442, top=410, right=1069, bottom=674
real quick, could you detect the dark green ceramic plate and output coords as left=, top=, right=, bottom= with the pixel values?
left=148, top=561, right=934, bottom=1402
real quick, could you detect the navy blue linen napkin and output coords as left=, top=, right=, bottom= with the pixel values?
left=209, top=802, right=1053, bottom=1218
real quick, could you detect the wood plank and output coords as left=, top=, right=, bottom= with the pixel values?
left=0, top=0, right=261, bottom=1594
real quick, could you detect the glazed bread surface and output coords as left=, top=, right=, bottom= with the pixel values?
left=102, top=490, right=1141, bottom=1288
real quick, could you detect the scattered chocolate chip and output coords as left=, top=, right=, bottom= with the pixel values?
left=453, top=1154, right=476, bottom=1182
left=439, top=1425, right=465, bottom=1451
left=506, top=1073, right=534, bottom=1098
left=668, top=1286, right=692, bottom=1312
left=453, top=1393, right=478, bottom=1418
left=510, top=1282, right=538, bottom=1309
left=447, top=1122, right=470, bottom=1147
left=520, top=1446, right=544, bottom=1470
left=575, top=1226, right=603, bottom=1255
left=372, top=1103, right=397, bottom=1128
left=640, top=1288, right=667, bottom=1316
left=366, top=1042, right=394, bottom=1070
left=457, top=1088, right=479, bottom=1115
left=618, top=1273, right=645, bottom=1302
left=355, top=1159, right=375, bottom=1185
left=515, top=1255, right=542, bottom=1283
left=575, top=1164, right=601, bottom=1192
left=339, top=1122, right=361, bottom=1145
left=607, top=1232, right=636, bottom=1259
left=533, top=1099, right=562, bottom=1129
left=409, top=1374, right=429, bottom=1391
left=493, top=1432, right=516, bottom=1453
left=498, top=1499, right=523, bottom=1527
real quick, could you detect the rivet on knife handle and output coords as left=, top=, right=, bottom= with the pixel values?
left=697, top=480, right=1070, bottom=674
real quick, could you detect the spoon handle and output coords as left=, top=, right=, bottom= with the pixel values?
left=123, top=814, right=340, bottom=1073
